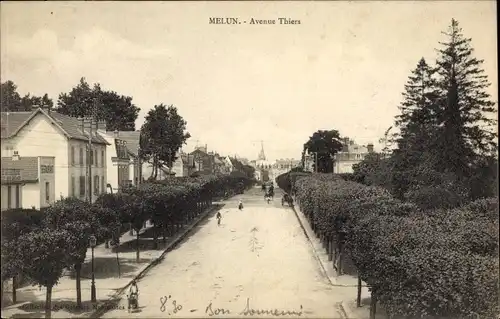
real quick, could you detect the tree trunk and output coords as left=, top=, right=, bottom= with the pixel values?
left=136, top=231, right=140, bottom=262
left=162, top=224, right=167, bottom=243
left=370, top=293, right=377, bottom=319
left=75, top=263, right=82, bottom=309
left=153, top=224, right=159, bottom=249
left=12, top=275, right=16, bottom=304
left=116, top=251, right=121, bottom=278
left=1, top=279, right=4, bottom=308
left=338, top=246, right=343, bottom=276
left=45, top=285, right=53, bottom=319
left=357, top=275, right=362, bottom=307
left=129, top=223, right=134, bottom=236
left=328, top=237, right=334, bottom=261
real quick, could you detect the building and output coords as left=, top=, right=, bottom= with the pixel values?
left=1, top=154, right=55, bottom=210
left=1, top=108, right=109, bottom=203
left=249, top=142, right=275, bottom=182
left=333, top=137, right=374, bottom=173
left=112, top=130, right=144, bottom=185
left=273, top=158, right=301, bottom=177
left=97, top=128, right=132, bottom=193
left=171, top=151, right=195, bottom=177
left=191, top=147, right=215, bottom=175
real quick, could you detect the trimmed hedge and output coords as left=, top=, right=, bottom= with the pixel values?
left=294, top=173, right=499, bottom=319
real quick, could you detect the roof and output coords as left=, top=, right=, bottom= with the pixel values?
left=1, top=108, right=109, bottom=145
left=1, top=157, right=38, bottom=183
left=116, top=131, right=141, bottom=156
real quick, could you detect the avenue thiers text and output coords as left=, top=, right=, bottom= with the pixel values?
left=209, top=18, right=301, bottom=25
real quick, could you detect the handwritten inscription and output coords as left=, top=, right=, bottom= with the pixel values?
left=160, top=295, right=183, bottom=314
left=206, top=298, right=303, bottom=317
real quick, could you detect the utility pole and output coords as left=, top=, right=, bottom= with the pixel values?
left=86, top=98, right=98, bottom=203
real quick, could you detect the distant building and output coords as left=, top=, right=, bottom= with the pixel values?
left=273, top=158, right=301, bottom=177
left=333, top=137, right=374, bottom=173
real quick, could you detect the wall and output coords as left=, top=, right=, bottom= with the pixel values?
left=39, top=156, right=55, bottom=208
left=3, top=113, right=69, bottom=199
left=1, top=184, right=23, bottom=210
left=67, top=139, right=107, bottom=202
left=23, top=183, right=39, bottom=209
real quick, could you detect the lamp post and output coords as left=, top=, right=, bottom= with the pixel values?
left=89, top=235, right=97, bottom=302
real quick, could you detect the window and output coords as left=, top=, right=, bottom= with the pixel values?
left=15, top=185, right=20, bottom=208
left=71, top=176, right=76, bottom=196
left=79, top=176, right=86, bottom=196
left=101, top=176, right=105, bottom=194
left=93, top=149, right=97, bottom=166
left=71, top=147, right=75, bottom=165
left=7, top=186, right=12, bottom=209
left=94, top=175, right=99, bottom=195
left=101, top=150, right=105, bottom=167
left=45, top=182, right=50, bottom=202
left=79, top=148, right=84, bottom=165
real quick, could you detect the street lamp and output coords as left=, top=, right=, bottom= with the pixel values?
left=89, top=235, right=97, bottom=302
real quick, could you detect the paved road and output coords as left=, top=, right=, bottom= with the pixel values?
left=103, top=187, right=352, bottom=318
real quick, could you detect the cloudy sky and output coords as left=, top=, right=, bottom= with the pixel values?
left=1, top=1, right=497, bottom=161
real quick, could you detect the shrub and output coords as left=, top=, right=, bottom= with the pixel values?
left=293, top=173, right=500, bottom=319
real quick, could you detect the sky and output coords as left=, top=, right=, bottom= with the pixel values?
left=1, top=1, right=497, bottom=161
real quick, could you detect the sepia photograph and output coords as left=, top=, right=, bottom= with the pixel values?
left=0, top=1, right=498, bottom=318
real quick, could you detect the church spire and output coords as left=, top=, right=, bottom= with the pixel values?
left=257, top=140, right=266, bottom=161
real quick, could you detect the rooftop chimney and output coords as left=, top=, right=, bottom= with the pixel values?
left=12, top=150, right=20, bottom=161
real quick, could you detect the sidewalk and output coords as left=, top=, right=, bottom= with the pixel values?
left=1, top=204, right=222, bottom=319
left=291, top=198, right=379, bottom=319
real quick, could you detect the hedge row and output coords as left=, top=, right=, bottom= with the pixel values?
left=294, top=174, right=499, bottom=319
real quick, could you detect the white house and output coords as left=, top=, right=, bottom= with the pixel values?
left=332, top=138, right=374, bottom=173
left=1, top=107, right=109, bottom=204
left=1, top=154, right=55, bottom=210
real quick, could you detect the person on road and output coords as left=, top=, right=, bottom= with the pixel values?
left=128, top=279, right=139, bottom=308
left=130, top=280, right=139, bottom=295
left=238, top=200, right=244, bottom=210
left=216, top=211, right=222, bottom=226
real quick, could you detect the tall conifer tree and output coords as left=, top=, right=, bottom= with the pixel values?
left=435, top=19, right=497, bottom=176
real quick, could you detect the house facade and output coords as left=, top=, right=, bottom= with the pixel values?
left=190, top=148, right=215, bottom=175
left=1, top=154, right=56, bottom=210
left=332, top=138, right=374, bottom=173
left=97, top=128, right=132, bottom=193
left=1, top=108, right=109, bottom=204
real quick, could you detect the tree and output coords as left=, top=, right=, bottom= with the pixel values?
left=42, top=198, right=98, bottom=309
left=17, top=228, right=70, bottom=319
left=1, top=81, right=22, bottom=112
left=1, top=80, right=54, bottom=112
left=434, top=19, right=497, bottom=176
left=56, top=77, right=140, bottom=131
left=302, top=130, right=343, bottom=173
left=21, top=93, right=54, bottom=110
left=140, top=104, right=191, bottom=179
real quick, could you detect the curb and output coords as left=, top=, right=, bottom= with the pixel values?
left=290, top=197, right=369, bottom=288
left=88, top=204, right=223, bottom=318
left=289, top=198, right=335, bottom=287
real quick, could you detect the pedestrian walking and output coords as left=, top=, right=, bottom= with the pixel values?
left=216, top=211, right=222, bottom=226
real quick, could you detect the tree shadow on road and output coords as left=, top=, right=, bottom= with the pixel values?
left=65, top=256, right=146, bottom=280
left=167, top=204, right=225, bottom=253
